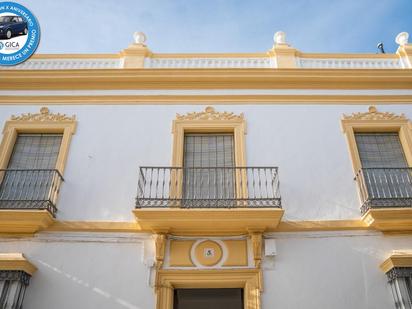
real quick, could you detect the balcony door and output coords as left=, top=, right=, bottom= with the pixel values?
left=183, top=134, right=235, bottom=205
left=355, top=132, right=411, bottom=201
left=174, top=288, right=243, bottom=309
left=0, top=133, right=62, bottom=205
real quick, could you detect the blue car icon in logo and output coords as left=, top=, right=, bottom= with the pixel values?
left=0, top=15, right=28, bottom=40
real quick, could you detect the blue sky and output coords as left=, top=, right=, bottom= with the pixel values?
left=17, top=0, right=412, bottom=54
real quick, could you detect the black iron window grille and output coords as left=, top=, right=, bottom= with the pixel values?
left=0, top=270, right=31, bottom=309
left=386, top=267, right=412, bottom=309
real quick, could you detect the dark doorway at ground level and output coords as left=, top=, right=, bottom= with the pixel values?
left=173, top=288, right=243, bottom=309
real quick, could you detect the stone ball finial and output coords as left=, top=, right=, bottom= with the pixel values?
left=40, top=107, right=49, bottom=114
left=133, top=32, right=147, bottom=45
left=205, top=106, right=215, bottom=113
left=395, top=32, right=409, bottom=46
left=368, top=106, right=377, bottom=113
left=274, top=31, right=286, bottom=45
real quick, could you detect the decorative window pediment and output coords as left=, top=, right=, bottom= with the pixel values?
left=342, top=106, right=407, bottom=121
left=10, top=107, right=76, bottom=122
left=176, top=106, right=244, bottom=121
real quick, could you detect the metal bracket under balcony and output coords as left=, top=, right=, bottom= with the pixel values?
left=135, top=167, right=281, bottom=209
left=0, top=169, right=63, bottom=217
left=355, top=168, right=412, bottom=215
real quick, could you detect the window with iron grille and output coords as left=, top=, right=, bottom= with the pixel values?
left=386, top=268, right=412, bottom=309
left=0, top=271, right=31, bottom=309
left=183, top=134, right=235, bottom=201
left=355, top=133, right=408, bottom=168
left=0, top=134, right=63, bottom=215
left=354, top=132, right=412, bottom=211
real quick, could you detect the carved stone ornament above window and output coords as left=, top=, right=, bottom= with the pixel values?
left=342, top=105, right=406, bottom=121
left=176, top=106, right=244, bottom=121
left=11, top=107, right=76, bottom=122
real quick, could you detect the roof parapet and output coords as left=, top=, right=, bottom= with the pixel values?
left=0, top=31, right=410, bottom=70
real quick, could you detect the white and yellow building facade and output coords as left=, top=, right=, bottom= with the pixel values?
left=0, top=31, right=412, bottom=308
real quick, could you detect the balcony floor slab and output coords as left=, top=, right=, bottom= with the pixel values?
left=0, top=210, right=55, bottom=235
left=133, top=208, right=284, bottom=235
left=361, top=208, right=412, bottom=231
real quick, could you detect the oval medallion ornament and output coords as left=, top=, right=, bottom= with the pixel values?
left=0, top=2, right=40, bottom=66
left=192, top=240, right=224, bottom=267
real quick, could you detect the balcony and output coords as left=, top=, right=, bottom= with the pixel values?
left=133, top=167, right=283, bottom=234
left=0, top=169, right=62, bottom=233
left=356, top=167, right=412, bottom=231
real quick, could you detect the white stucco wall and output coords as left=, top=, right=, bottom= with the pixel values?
left=0, top=231, right=411, bottom=309
left=0, top=104, right=411, bottom=221
left=262, top=231, right=412, bottom=309
left=0, top=233, right=154, bottom=309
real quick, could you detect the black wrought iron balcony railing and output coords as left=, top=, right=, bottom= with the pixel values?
left=136, top=166, right=281, bottom=208
left=355, top=167, right=412, bottom=214
left=0, top=169, right=63, bottom=217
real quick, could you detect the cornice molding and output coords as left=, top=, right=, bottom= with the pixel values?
left=1, top=69, right=411, bottom=90
left=1, top=95, right=412, bottom=105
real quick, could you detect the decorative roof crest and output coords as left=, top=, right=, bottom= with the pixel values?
left=342, top=106, right=407, bottom=121
left=176, top=106, right=244, bottom=121
left=11, top=107, right=76, bottom=122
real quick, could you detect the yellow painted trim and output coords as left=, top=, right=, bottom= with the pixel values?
left=1, top=69, right=411, bottom=90
left=274, top=219, right=370, bottom=232
left=133, top=208, right=284, bottom=235
left=169, top=240, right=195, bottom=267
left=0, top=107, right=77, bottom=174
left=380, top=251, right=412, bottom=273
left=47, top=221, right=142, bottom=233
left=0, top=210, right=54, bottom=234
left=223, top=240, right=248, bottom=267
left=0, top=253, right=37, bottom=275
left=155, top=269, right=261, bottom=309
left=2, top=95, right=412, bottom=105
left=362, top=208, right=412, bottom=231
left=14, top=219, right=376, bottom=234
